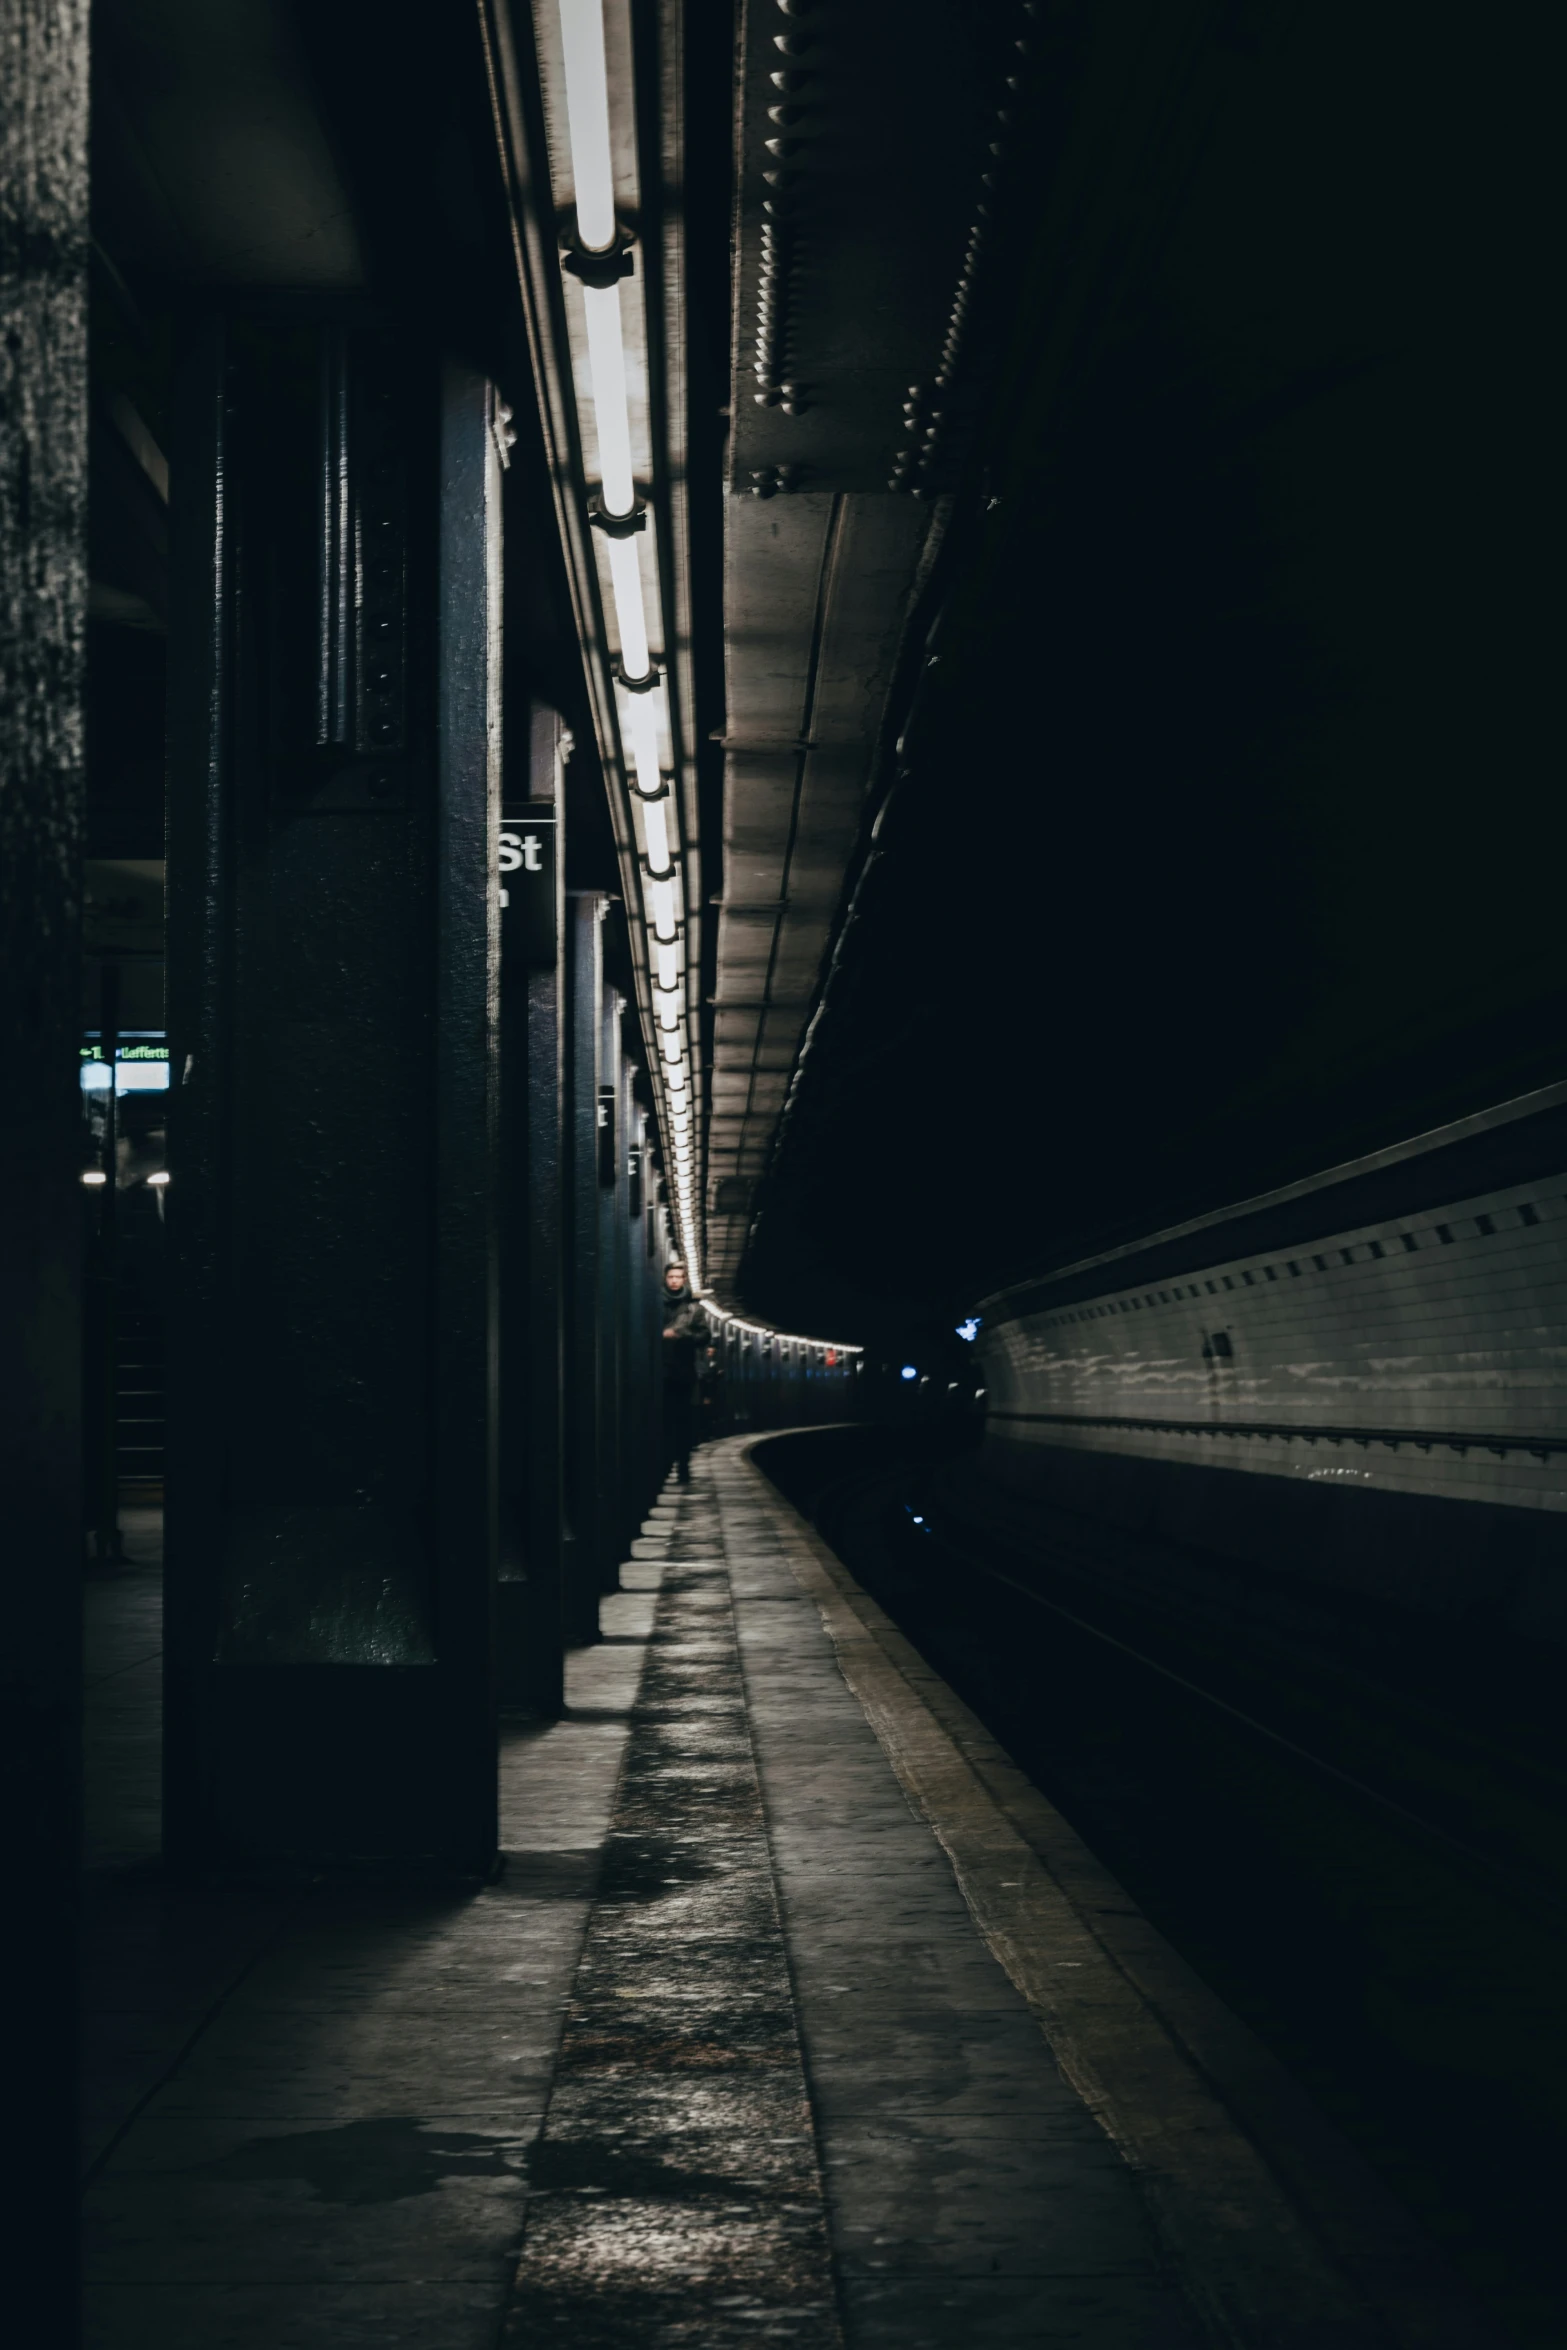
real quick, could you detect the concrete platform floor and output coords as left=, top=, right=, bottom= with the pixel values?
left=81, top=1442, right=1489, bottom=2349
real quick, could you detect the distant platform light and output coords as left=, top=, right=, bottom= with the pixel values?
left=147, top=1171, right=170, bottom=1188
left=80, top=1169, right=107, bottom=1187
left=955, top=1316, right=980, bottom=1342
left=900, top=1364, right=917, bottom=1381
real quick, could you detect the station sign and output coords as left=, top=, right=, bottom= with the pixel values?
left=80, top=1037, right=172, bottom=1094
left=499, top=800, right=557, bottom=968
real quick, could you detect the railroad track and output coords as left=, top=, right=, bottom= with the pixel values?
left=758, top=1427, right=1567, bottom=2350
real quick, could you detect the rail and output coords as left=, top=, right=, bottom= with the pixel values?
left=987, top=1409, right=1567, bottom=1464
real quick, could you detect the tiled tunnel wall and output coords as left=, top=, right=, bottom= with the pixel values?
left=974, top=1105, right=1567, bottom=1647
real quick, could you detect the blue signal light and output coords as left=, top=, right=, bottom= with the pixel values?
left=955, top=1317, right=980, bottom=1342
left=900, top=1364, right=918, bottom=1381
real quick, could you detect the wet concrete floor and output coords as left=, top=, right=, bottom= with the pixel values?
left=83, top=1443, right=1366, bottom=2346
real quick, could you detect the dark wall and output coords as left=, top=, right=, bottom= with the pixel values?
left=710, top=1322, right=865, bottom=1433
left=745, top=0, right=1566, bottom=1337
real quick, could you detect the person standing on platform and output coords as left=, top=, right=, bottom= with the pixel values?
left=661, top=1261, right=701, bottom=1484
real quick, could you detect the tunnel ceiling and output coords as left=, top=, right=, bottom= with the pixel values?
left=705, top=0, right=1003, bottom=1294
left=486, top=0, right=1564, bottom=1338
left=726, top=1, right=1567, bottom=1342
left=486, top=0, right=1017, bottom=1304
left=91, top=0, right=365, bottom=287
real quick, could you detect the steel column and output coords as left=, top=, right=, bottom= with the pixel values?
left=617, top=1082, right=643, bottom=1550
left=595, top=985, right=622, bottom=1591
left=164, top=318, right=501, bottom=1871
left=564, top=894, right=605, bottom=1642
left=498, top=703, right=566, bottom=1710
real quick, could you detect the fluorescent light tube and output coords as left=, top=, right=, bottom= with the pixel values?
left=642, top=796, right=671, bottom=872
left=582, top=285, right=636, bottom=514
left=558, top=0, right=617, bottom=252
left=607, top=538, right=650, bottom=681
left=625, top=694, right=660, bottom=793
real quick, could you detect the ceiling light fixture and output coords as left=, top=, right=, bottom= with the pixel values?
left=620, top=678, right=663, bottom=791
left=506, top=0, right=704, bottom=1288
left=557, top=0, right=617, bottom=251
left=642, top=797, right=671, bottom=873
left=606, top=537, right=651, bottom=680
left=582, top=285, right=636, bottom=512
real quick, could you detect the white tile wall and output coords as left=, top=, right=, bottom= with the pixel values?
left=980, top=1177, right=1567, bottom=1515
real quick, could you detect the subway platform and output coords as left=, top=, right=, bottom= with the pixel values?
left=82, top=1439, right=1497, bottom=2350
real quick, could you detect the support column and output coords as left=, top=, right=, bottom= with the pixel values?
left=83, top=962, right=122, bottom=1563
left=652, top=1177, right=673, bottom=1479
left=595, top=985, right=622, bottom=1590
left=165, top=319, right=501, bottom=1872
left=563, top=894, right=604, bottom=1642
left=619, top=1085, right=644, bottom=1546
left=647, top=1133, right=665, bottom=1480
left=0, top=0, right=87, bottom=2313
left=498, top=702, right=566, bottom=1710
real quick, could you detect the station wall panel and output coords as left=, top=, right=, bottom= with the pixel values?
left=983, top=1179, right=1567, bottom=1515
left=975, top=1108, right=1567, bottom=1647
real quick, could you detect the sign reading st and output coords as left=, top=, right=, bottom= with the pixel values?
left=499, top=800, right=557, bottom=969
left=499, top=830, right=545, bottom=878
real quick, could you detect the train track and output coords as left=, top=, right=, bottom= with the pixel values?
left=758, top=1427, right=1567, bottom=2350
left=902, top=1503, right=1567, bottom=1934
